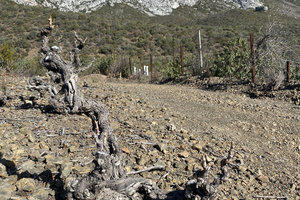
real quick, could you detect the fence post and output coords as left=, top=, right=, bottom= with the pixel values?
left=287, top=61, right=290, bottom=83
left=180, top=45, right=184, bottom=76
left=129, top=57, right=132, bottom=76
left=150, top=54, right=153, bottom=81
left=250, top=33, right=255, bottom=84
left=139, top=56, right=143, bottom=74
left=199, top=30, right=204, bottom=78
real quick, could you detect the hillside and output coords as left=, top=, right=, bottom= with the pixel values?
left=0, top=0, right=299, bottom=80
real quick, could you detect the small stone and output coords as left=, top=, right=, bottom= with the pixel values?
left=26, top=132, right=35, bottom=143
left=205, top=155, right=213, bottom=162
left=44, top=155, right=54, bottom=164
left=145, top=130, right=153, bottom=135
left=180, top=128, right=188, bottom=135
left=189, top=135, right=196, bottom=140
left=124, top=121, right=133, bottom=128
left=167, top=124, right=176, bottom=131
left=192, top=143, right=202, bottom=151
left=257, top=169, right=262, bottom=175
left=69, top=146, right=77, bottom=153
left=235, top=158, right=244, bottom=165
left=19, top=160, right=35, bottom=174
left=33, top=188, right=54, bottom=199
left=136, top=155, right=147, bottom=166
left=186, top=158, right=196, bottom=171
left=61, top=162, right=73, bottom=179
left=65, top=177, right=74, bottom=189
left=10, top=144, right=18, bottom=151
left=239, top=166, right=247, bottom=173
left=16, top=178, right=36, bottom=192
left=96, top=188, right=129, bottom=200
left=151, top=121, right=158, bottom=126
left=160, top=107, right=167, bottom=112
left=125, top=166, right=131, bottom=173
left=122, top=147, right=131, bottom=154
left=257, top=175, right=269, bottom=183
left=0, top=163, right=7, bottom=177
left=73, top=164, right=94, bottom=174
left=0, top=182, right=14, bottom=200
left=19, top=127, right=30, bottom=135
left=14, top=149, right=25, bottom=155
left=6, top=175, right=18, bottom=185
left=178, top=151, right=189, bottom=158
left=39, top=141, right=49, bottom=150
left=161, top=181, right=171, bottom=191
left=154, top=160, right=166, bottom=169
left=154, top=143, right=168, bottom=153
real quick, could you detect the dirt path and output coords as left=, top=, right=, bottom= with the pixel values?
left=104, top=79, right=300, bottom=197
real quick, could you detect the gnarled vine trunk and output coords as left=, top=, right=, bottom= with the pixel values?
left=28, top=17, right=233, bottom=200
left=29, top=17, right=166, bottom=200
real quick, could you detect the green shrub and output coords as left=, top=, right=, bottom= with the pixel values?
left=211, top=37, right=251, bottom=80
left=0, top=43, right=15, bottom=70
left=14, top=56, right=45, bottom=76
left=95, top=56, right=115, bottom=75
left=164, top=57, right=181, bottom=79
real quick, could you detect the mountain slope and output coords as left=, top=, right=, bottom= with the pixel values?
left=0, top=0, right=299, bottom=79
left=12, top=0, right=264, bottom=15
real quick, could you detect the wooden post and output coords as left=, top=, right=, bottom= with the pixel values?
left=150, top=54, right=153, bottom=81
left=250, top=33, right=255, bottom=84
left=129, top=57, right=132, bottom=76
left=140, top=56, right=143, bottom=74
left=180, top=45, right=184, bottom=76
left=287, top=61, right=290, bottom=83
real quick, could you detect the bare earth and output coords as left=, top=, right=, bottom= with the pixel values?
left=0, top=74, right=299, bottom=199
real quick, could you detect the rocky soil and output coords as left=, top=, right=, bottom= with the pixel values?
left=0, top=74, right=299, bottom=200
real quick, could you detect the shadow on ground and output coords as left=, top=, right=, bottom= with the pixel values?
left=0, top=153, right=67, bottom=199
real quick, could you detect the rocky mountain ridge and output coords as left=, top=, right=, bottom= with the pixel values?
left=12, top=0, right=264, bottom=15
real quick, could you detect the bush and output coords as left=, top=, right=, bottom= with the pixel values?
left=94, top=56, right=114, bottom=75
left=112, top=57, right=130, bottom=78
left=255, top=22, right=289, bottom=89
left=99, top=44, right=112, bottom=55
left=14, top=57, right=45, bottom=76
left=211, top=37, right=251, bottom=80
left=0, top=43, right=15, bottom=70
left=27, top=31, right=38, bottom=40
left=291, top=63, right=300, bottom=80
left=164, top=57, right=181, bottom=79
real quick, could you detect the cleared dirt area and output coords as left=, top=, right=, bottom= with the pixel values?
left=0, top=74, right=299, bottom=199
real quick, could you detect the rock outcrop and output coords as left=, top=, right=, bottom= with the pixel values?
left=12, top=0, right=263, bottom=15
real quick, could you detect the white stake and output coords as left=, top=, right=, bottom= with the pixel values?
left=199, top=30, right=204, bottom=78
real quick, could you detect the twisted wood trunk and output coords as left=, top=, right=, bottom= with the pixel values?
left=28, top=17, right=166, bottom=200
left=28, top=18, right=234, bottom=200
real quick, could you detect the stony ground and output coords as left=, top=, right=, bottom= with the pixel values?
left=0, top=74, right=299, bottom=200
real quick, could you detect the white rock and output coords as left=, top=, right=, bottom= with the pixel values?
left=12, top=0, right=264, bottom=16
